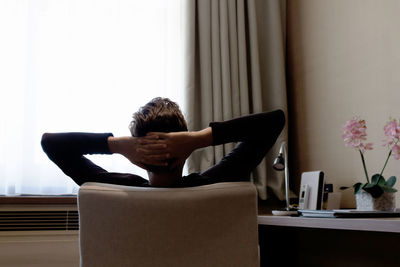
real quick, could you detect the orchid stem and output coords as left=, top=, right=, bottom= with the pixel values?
left=359, top=149, right=370, bottom=184
left=380, top=140, right=398, bottom=177
left=379, top=150, right=391, bottom=177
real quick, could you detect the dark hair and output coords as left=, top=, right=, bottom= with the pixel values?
left=129, top=97, right=188, bottom=137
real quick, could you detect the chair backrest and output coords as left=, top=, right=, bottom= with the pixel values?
left=78, top=182, right=259, bottom=267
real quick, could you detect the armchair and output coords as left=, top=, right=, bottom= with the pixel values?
left=78, top=182, right=259, bottom=267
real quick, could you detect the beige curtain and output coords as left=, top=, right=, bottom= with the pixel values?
left=183, top=0, right=288, bottom=200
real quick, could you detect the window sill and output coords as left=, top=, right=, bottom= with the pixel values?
left=0, top=196, right=77, bottom=205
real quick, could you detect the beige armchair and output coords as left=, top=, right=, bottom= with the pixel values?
left=78, top=182, right=259, bottom=267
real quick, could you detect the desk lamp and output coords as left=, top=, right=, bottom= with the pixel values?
left=272, top=141, right=298, bottom=216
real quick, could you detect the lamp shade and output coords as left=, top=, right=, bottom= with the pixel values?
left=273, top=154, right=284, bottom=171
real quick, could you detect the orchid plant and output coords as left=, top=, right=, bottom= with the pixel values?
left=342, top=117, right=399, bottom=198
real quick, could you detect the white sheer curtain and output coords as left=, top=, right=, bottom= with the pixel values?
left=0, top=0, right=184, bottom=196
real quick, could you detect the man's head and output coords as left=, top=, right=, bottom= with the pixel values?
left=129, top=97, right=187, bottom=137
left=129, top=97, right=187, bottom=186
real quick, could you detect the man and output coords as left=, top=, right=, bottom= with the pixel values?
left=41, top=97, right=285, bottom=188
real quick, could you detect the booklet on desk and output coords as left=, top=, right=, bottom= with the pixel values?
left=299, top=209, right=400, bottom=218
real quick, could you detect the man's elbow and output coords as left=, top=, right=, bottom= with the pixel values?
left=41, top=133, right=53, bottom=154
left=276, top=109, right=286, bottom=134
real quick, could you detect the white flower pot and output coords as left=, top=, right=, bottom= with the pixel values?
left=355, top=191, right=396, bottom=211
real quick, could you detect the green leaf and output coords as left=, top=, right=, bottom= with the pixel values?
left=381, top=186, right=398, bottom=193
left=387, top=176, right=397, bottom=187
left=371, top=174, right=385, bottom=186
left=364, top=182, right=376, bottom=188
left=353, top=183, right=364, bottom=195
left=363, top=184, right=384, bottom=198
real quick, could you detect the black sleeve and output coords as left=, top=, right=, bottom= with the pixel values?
left=199, top=110, right=285, bottom=182
left=209, top=109, right=286, bottom=145
left=41, top=132, right=113, bottom=156
left=41, top=132, right=113, bottom=186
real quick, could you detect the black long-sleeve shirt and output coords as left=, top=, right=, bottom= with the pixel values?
left=41, top=110, right=285, bottom=187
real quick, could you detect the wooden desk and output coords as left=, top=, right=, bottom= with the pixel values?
left=258, top=215, right=400, bottom=233
left=257, top=215, right=400, bottom=267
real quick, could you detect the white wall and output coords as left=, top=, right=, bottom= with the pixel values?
left=287, top=0, right=400, bottom=207
left=0, top=231, right=79, bottom=267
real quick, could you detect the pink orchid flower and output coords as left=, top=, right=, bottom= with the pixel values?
left=342, top=118, right=373, bottom=153
left=383, top=118, right=400, bottom=148
left=392, top=144, right=400, bottom=160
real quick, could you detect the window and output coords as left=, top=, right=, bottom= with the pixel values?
left=0, top=0, right=184, bottom=195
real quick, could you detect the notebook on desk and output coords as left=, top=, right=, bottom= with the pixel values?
left=299, top=209, right=400, bottom=218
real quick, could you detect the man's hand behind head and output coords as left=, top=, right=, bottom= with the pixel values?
left=146, top=128, right=213, bottom=170
left=108, top=135, right=170, bottom=170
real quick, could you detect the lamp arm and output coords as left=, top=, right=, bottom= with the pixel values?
left=282, top=141, right=290, bottom=211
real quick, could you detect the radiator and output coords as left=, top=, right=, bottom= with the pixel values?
left=0, top=209, right=79, bottom=231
